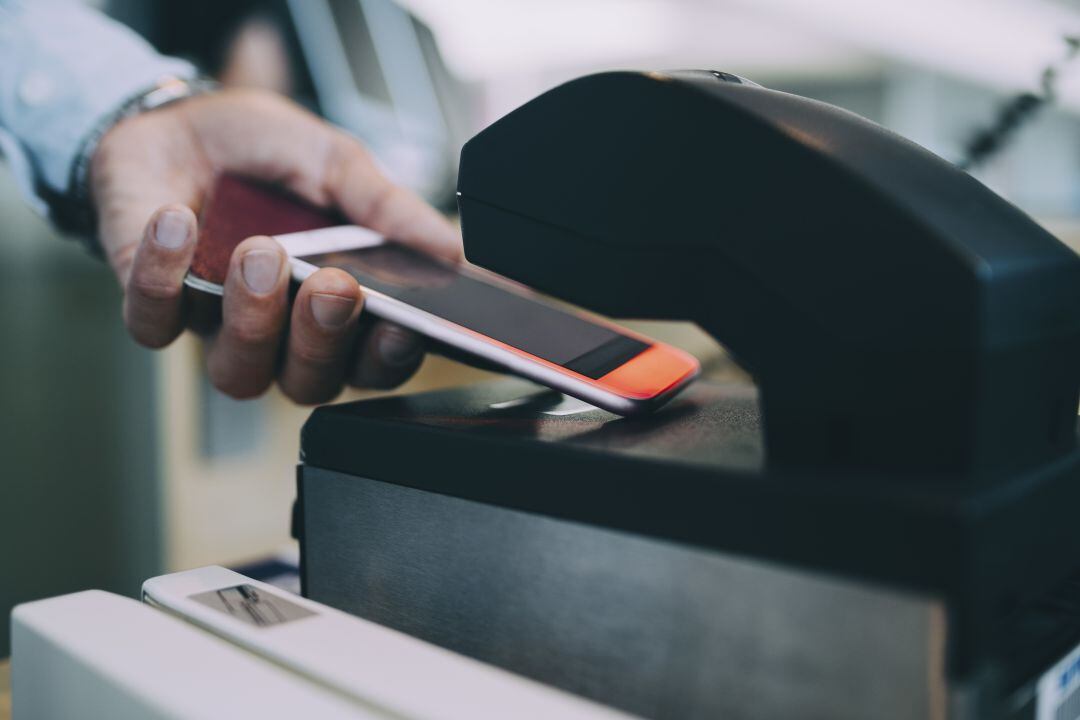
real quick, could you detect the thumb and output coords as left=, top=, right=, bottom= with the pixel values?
left=90, top=111, right=205, bottom=286
left=122, top=204, right=198, bottom=349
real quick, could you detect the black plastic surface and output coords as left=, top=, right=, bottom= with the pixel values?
left=457, top=70, right=1080, bottom=479
left=302, top=379, right=1080, bottom=673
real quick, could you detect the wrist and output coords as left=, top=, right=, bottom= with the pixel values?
left=48, top=75, right=219, bottom=255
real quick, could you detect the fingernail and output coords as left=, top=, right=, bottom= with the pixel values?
left=241, top=250, right=283, bottom=294
left=377, top=324, right=422, bottom=366
left=310, top=293, right=355, bottom=330
left=154, top=210, right=190, bottom=249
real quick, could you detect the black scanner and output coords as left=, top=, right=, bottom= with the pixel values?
left=458, top=69, right=1080, bottom=477
left=298, top=71, right=1080, bottom=719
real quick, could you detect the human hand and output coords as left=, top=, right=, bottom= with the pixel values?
left=90, top=88, right=462, bottom=403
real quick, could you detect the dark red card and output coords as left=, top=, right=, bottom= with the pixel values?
left=189, top=174, right=343, bottom=287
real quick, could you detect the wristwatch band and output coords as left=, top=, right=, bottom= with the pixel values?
left=46, top=75, right=219, bottom=256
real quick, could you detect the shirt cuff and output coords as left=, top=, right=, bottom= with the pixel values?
left=0, top=1, right=197, bottom=195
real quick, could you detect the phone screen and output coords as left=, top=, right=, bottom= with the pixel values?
left=304, top=244, right=649, bottom=379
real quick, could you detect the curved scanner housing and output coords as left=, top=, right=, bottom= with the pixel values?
left=457, top=70, right=1080, bottom=479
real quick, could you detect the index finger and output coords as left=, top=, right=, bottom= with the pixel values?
left=179, top=91, right=462, bottom=262
left=323, top=134, right=463, bottom=263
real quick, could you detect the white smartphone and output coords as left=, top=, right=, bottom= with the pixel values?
left=186, top=225, right=699, bottom=415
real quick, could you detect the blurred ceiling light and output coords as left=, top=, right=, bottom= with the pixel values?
left=402, top=0, right=1080, bottom=113
left=397, top=0, right=675, bottom=79
left=718, top=0, right=1080, bottom=110
left=397, top=0, right=872, bottom=81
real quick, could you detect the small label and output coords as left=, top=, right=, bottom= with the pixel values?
left=1037, top=640, right=1080, bottom=720
left=189, top=584, right=316, bottom=628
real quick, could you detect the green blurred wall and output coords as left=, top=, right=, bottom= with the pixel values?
left=0, top=169, right=163, bottom=656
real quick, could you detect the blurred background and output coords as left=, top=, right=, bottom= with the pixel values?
left=4, top=0, right=1080, bottom=659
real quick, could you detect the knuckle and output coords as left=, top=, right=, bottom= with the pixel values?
left=129, top=275, right=183, bottom=304
left=290, top=340, right=344, bottom=368
left=208, top=365, right=269, bottom=400
left=226, top=317, right=281, bottom=349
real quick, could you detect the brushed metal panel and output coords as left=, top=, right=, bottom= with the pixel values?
left=303, top=467, right=945, bottom=719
